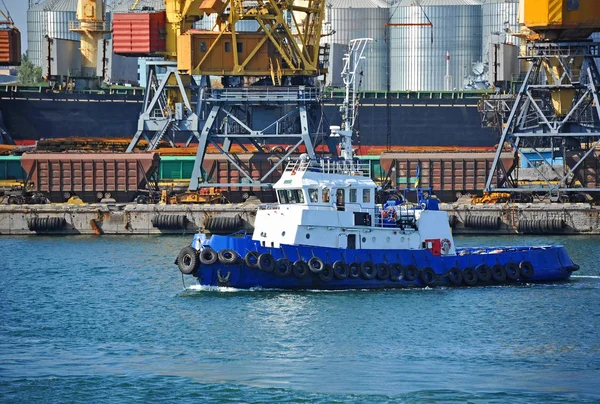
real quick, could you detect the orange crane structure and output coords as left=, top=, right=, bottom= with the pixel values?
left=485, top=0, right=600, bottom=202
left=0, top=4, right=20, bottom=66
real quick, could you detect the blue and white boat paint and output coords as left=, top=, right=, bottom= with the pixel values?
left=175, top=154, right=579, bottom=290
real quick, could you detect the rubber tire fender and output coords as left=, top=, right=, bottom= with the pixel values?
left=308, top=257, right=325, bottom=273
left=404, top=264, right=418, bottom=282
left=376, top=263, right=391, bottom=281
left=446, top=267, right=462, bottom=286
left=490, top=264, right=506, bottom=283
left=258, top=253, right=275, bottom=272
left=318, top=264, right=334, bottom=282
left=274, top=258, right=293, bottom=277
left=360, top=261, right=377, bottom=280
left=333, top=260, right=349, bottom=280
left=292, top=260, right=310, bottom=279
left=177, top=246, right=198, bottom=275
left=348, top=262, right=361, bottom=279
left=218, top=249, right=239, bottom=265
left=519, top=261, right=534, bottom=280
left=504, top=262, right=520, bottom=281
left=199, top=248, right=218, bottom=265
left=244, top=251, right=260, bottom=269
left=462, top=267, right=478, bottom=286
left=389, top=263, right=403, bottom=282
left=420, top=267, right=436, bottom=287
left=475, top=264, right=492, bottom=283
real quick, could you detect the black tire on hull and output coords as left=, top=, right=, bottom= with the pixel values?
left=389, top=264, right=403, bottom=282
left=333, top=261, right=349, bottom=280
left=475, top=264, right=492, bottom=283
left=244, top=251, right=259, bottom=268
left=318, top=264, right=334, bottom=282
left=293, top=260, right=310, bottom=279
left=360, top=261, right=377, bottom=280
left=348, top=262, right=361, bottom=279
left=404, top=265, right=418, bottom=282
left=519, top=261, right=535, bottom=280
left=376, top=263, right=391, bottom=281
left=258, top=253, right=275, bottom=272
left=462, top=267, right=478, bottom=286
left=177, top=246, right=198, bottom=275
left=199, top=248, right=218, bottom=265
left=274, top=258, right=293, bottom=277
left=308, top=257, right=325, bottom=273
left=446, top=267, right=462, bottom=286
left=420, top=267, right=436, bottom=287
left=504, top=262, right=520, bottom=281
left=218, top=249, right=239, bottom=265
left=490, top=264, right=506, bottom=283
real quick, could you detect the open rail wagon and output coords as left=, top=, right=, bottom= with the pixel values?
left=20, top=153, right=159, bottom=203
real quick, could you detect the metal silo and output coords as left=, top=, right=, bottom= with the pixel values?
left=389, top=0, right=483, bottom=91
left=481, top=0, right=519, bottom=63
left=28, top=0, right=80, bottom=68
left=323, top=0, right=390, bottom=92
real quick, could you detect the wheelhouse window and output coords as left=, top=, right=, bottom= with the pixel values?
left=349, top=188, right=357, bottom=203
left=308, top=188, right=318, bottom=203
left=362, top=189, right=371, bottom=203
left=322, top=188, right=330, bottom=203
left=278, top=189, right=305, bottom=204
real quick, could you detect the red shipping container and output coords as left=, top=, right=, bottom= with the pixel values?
left=112, top=12, right=166, bottom=55
left=0, top=28, right=21, bottom=66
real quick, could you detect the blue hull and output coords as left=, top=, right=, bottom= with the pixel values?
left=184, top=235, right=578, bottom=290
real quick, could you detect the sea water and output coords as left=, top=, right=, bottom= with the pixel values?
left=1, top=235, right=599, bottom=403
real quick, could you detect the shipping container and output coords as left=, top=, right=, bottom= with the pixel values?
left=112, top=12, right=166, bottom=55
left=0, top=156, right=24, bottom=180
left=20, top=153, right=159, bottom=203
left=380, top=152, right=513, bottom=202
left=0, top=28, right=21, bottom=66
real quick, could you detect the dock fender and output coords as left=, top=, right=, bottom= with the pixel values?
left=519, top=261, right=534, bottom=280
left=177, top=246, right=198, bottom=275
left=475, top=264, right=492, bottom=283
left=199, top=248, right=218, bottom=265
left=446, top=267, right=462, bottom=285
left=218, top=249, right=239, bottom=265
left=244, top=251, right=260, bottom=268
left=404, top=264, right=418, bottom=282
left=308, top=257, right=325, bottom=273
left=420, top=267, right=436, bottom=287
left=348, top=262, right=361, bottom=279
left=462, top=267, right=478, bottom=286
left=376, top=263, right=391, bottom=280
left=333, top=261, right=349, bottom=280
left=274, top=258, right=293, bottom=277
left=318, top=264, right=334, bottom=282
left=293, top=260, right=310, bottom=278
left=390, top=264, right=404, bottom=282
left=490, top=264, right=506, bottom=283
left=360, top=261, right=377, bottom=280
left=258, top=253, right=276, bottom=272
left=504, top=262, right=520, bottom=281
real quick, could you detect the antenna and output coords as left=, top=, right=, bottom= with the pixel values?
left=331, top=38, right=372, bottom=161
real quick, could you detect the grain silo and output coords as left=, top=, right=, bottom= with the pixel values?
left=481, top=0, right=519, bottom=62
left=323, top=0, right=390, bottom=92
left=389, top=0, right=482, bottom=91
left=27, top=0, right=80, bottom=68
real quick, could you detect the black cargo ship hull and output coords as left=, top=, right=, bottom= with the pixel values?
left=0, top=90, right=495, bottom=147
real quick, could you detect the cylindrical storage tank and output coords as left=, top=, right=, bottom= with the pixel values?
left=27, top=0, right=80, bottom=69
left=323, top=0, right=389, bottom=92
left=482, top=0, right=519, bottom=65
left=389, top=0, right=482, bottom=91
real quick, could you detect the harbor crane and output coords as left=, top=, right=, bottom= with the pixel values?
left=483, top=0, right=600, bottom=202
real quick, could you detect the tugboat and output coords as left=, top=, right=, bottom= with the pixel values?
left=174, top=39, right=579, bottom=289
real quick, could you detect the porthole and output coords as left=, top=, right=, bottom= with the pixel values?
left=386, top=237, right=390, bottom=243
left=362, top=237, right=366, bottom=243
left=306, top=233, right=311, bottom=239
left=282, top=231, right=286, bottom=236
left=372, top=237, right=376, bottom=242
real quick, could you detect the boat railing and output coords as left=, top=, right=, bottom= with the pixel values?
left=284, top=158, right=371, bottom=177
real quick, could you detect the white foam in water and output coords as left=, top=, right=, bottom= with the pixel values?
left=571, top=275, right=600, bottom=279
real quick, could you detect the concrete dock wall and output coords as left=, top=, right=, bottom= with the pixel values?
left=0, top=203, right=598, bottom=236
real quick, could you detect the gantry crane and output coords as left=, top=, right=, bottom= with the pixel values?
left=484, top=0, right=600, bottom=202
left=115, top=1, right=329, bottom=198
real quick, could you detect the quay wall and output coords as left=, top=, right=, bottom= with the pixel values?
left=0, top=203, right=598, bottom=236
